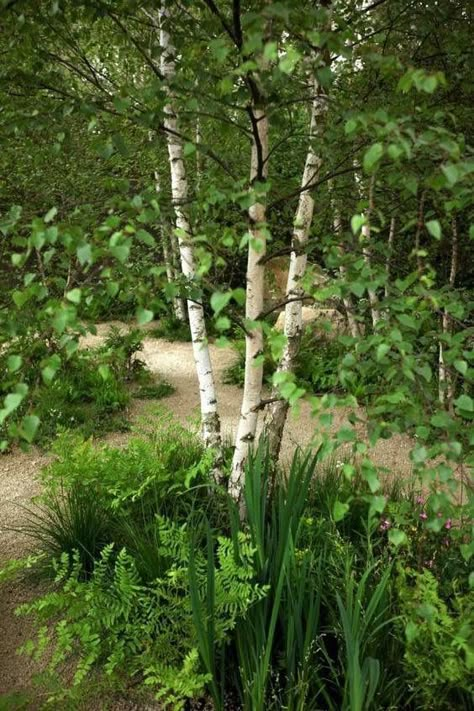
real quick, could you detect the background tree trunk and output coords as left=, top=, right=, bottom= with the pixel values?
left=153, top=167, right=187, bottom=322
left=439, top=216, right=458, bottom=409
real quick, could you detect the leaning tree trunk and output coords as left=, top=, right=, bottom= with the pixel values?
left=262, top=76, right=327, bottom=461
left=159, top=4, right=221, bottom=454
left=229, top=105, right=269, bottom=502
left=153, top=168, right=187, bottom=322
left=439, top=216, right=458, bottom=409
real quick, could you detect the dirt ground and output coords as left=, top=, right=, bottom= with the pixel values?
left=0, top=321, right=415, bottom=706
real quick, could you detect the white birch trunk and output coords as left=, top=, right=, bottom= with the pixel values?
left=263, top=77, right=328, bottom=460
left=356, top=173, right=381, bottom=328
left=229, top=107, right=269, bottom=500
left=384, top=216, right=396, bottom=299
left=439, top=217, right=458, bottom=408
left=153, top=168, right=187, bottom=322
left=159, top=4, right=221, bottom=454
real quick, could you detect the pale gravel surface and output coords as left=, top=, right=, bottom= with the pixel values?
left=0, top=321, right=414, bottom=706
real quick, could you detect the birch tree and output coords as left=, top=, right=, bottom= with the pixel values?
left=229, top=103, right=269, bottom=500
left=153, top=166, right=187, bottom=322
left=439, top=216, right=459, bottom=409
left=159, top=4, right=221, bottom=453
left=262, top=74, right=328, bottom=460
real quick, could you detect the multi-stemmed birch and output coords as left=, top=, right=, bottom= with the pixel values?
left=262, top=74, right=328, bottom=460
left=228, top=104, right=269, bottom=500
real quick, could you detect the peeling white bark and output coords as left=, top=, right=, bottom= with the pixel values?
left=262, top=76, right=328, bottom=461
left=153, top=168, right=187, bottom=322
left=229, top=107, right=269, bottom=499
left=159, top=4, right=221, bottom=454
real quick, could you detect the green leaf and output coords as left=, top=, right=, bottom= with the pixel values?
left=21, top=415, right=40, bottom=443
left=363, top=143, right=383, bottom=172
left=388, top=529, right=407, bottom=547
left=135, top=229, right=155, bottom=247
left=376, top=344, right=390, bottom=361
left=0, top=391, right=25, bottom=424
left=44, top=206, right=57, bottom=223
left=405, top=621, right=419, bottom=643
left=136, top=308, right=154, bottom=325
left=65, top=288, right=81, bottom=304
left=184, top=142, right=196, bottom=156
left=454, top=394, right=473, bottom=413
left=345, top=118, right=357, bottom=135
left=411, top=445, right=428, bottom=464
left=441, top=164, right=459, bottom=185
left=351, top=214, right=366, bottom=234
left=110, top=245, right=130, bottom=263
left=98, top=365, right=110, bottom=381
left=426, top=220, right=441, bottom=240
left=106, top=281, right=120, bottom=297
left=454, top=360, right=468, bottom=376
left=397, top=314, right=417, bottom=330
left=350, top=281, right=365, bottom=297
left=279, top=46, right=301, bottom=74
left=210, top=291, right=232, bottom=315
left=7, top=355, right=22, bottom=372
left=333, top=501, right=349, bottom=522
left=77, top=243, right=92, bottom=265
left=430, top=411, right=452, bottom=428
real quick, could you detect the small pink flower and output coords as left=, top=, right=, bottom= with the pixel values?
left=419, top=512, right=428, bottom=521
left=445, top=519, right=452, bottom=530
left=416, top=496, right=425, bottom=506
left=380, top=519, right=391, bottom=531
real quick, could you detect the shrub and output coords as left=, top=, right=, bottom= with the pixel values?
left=7, top=429, right=473, bottom=710
left=150, top=315, right=192, bottom=342
left=0, top=327, right=175, bottom=447
left=396, top=566, right=474, bottom=709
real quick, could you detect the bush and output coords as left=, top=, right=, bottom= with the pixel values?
left=0, top=328, right=173, bottom=447
left=223, top=327, right=379, bottom=397
left=150, top=315, right=192, bottom=342
left=5, top=429, right=473, bottom=709
left=396, top=567, right=474, bottom=709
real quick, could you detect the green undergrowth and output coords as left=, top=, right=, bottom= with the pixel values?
left=1, top=421, right=472, bottom=710
left=223, top=326, right=377, bottom=397
left=0, top=326, right=174, bottom=447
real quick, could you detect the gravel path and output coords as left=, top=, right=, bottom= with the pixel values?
left=0, top=321, right=414, bottom=703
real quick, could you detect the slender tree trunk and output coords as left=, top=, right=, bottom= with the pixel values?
left=334, top=205, right=361, bottom=339
left=195, top=118, right=203, bottom=191
left=414, top=189, right=427, bottom=272
left=439, top=217, right=458, bottom=409
left=384, top=216, right=396, bottom=299
left=153, top=168, right=187, bottom=322
left=159, top=4, right=222, bottom=455
left=262, top=77, right=328, bottom=461
left=357, top=173, right=381, bottom=329
left=229, top=106, right=269, bottom=501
